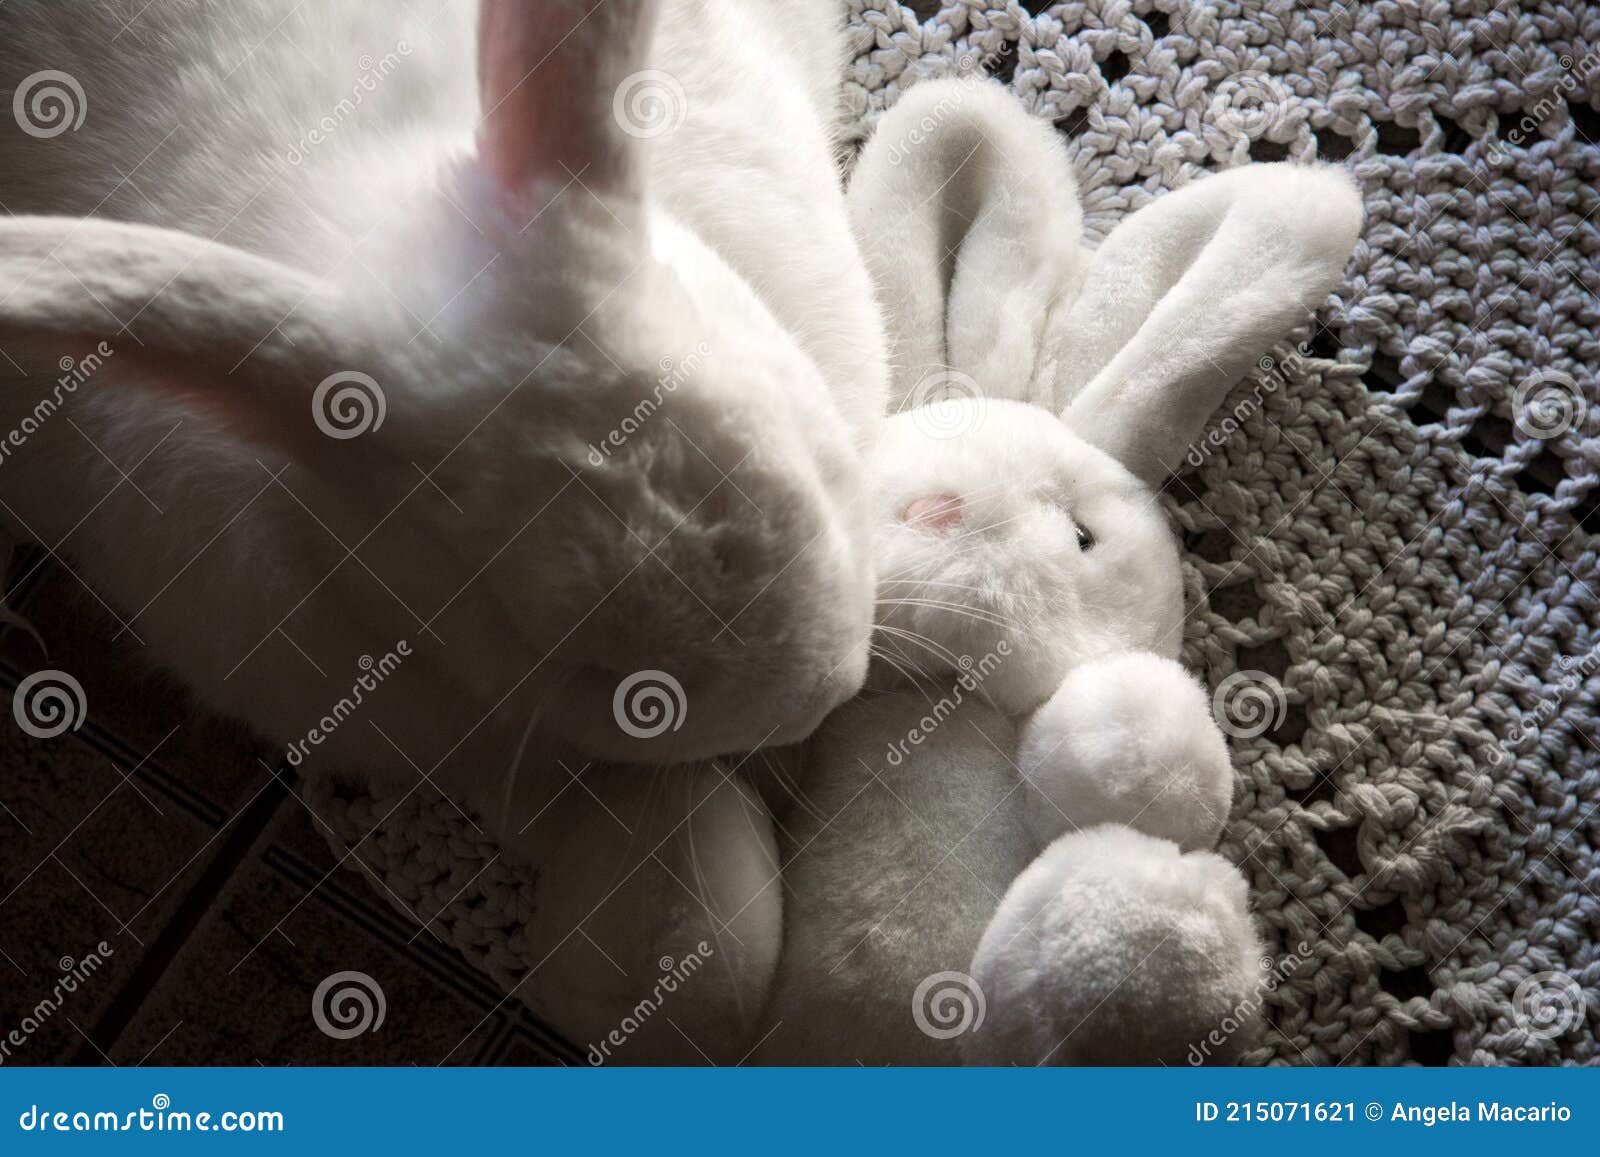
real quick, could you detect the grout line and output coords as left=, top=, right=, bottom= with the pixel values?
left=69, top=765, right=292, bottom=1064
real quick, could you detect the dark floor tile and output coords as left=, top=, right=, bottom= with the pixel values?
left=112, top=804, right=504, bottom=1066
left=3, top=563, right=278, bottom=822
left=3, top=563, right=581, bottom=1067
left=0, top=722, right=230, bottom=1063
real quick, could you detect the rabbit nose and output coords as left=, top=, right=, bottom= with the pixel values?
left=902, top=493, right=963, bottom=532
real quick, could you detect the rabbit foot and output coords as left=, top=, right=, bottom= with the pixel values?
left=1018, top=652, right=1232, bottom=852
left=961, top=825, right=1264, bottom=1065
left=505, top=763, right=782, bottom=1064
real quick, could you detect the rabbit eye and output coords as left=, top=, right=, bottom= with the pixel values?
left=1076, top=524, right=1095, bottom=551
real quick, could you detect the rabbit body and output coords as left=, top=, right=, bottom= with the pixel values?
left=0, top=0, right=889, bottom=1057
left=747, top=410, right=1253, bottom=1063
left=0, top=0, right=885, bottom=782
left=739, top=80, right=1364, bottom=1063
left=1, top=6, right=1363, bottom=1063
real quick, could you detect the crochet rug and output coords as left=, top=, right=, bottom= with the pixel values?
left=313, top=0, right=1600, bottom=1065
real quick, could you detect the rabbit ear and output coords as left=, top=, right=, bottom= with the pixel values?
left=847, top=79, right=1083, bottom=407
left=477, top=0, right=662, bottom=196
left=0, top=217, right=362, bottom=458
left=1050, top=164, right=1364, bottom=484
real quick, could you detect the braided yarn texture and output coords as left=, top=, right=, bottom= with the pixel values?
left=317, top=0, right=1600, bottom=1064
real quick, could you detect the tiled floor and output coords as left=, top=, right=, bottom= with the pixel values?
left=0, top=548, right=579, bottom=1066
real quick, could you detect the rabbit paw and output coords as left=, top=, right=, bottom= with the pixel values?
left=1018, top=652, right=1231, bottom=852
left=961, top=825, right=1264, bottom=1065
left=506, top=764, right=782, bottom=1064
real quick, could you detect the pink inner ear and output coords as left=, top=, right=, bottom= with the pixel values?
left=903, top=494, right=964, bottom=533
left=476, top=0, right=547, bottom=189
left=475, top=0, right=646, bottom=197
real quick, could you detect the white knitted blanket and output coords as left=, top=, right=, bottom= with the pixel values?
left=315, top=0, right=1600, bottom=1065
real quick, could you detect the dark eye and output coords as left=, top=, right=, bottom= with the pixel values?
left=1076, top=524, right=1095, bottom=551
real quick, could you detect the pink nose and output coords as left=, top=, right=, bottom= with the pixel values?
left=903, top=493, right=963, bottom=532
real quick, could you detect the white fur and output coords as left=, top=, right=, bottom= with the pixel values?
left=870, top=399, right=1183, bottom=713
left=740, top=80, right=1363, bottom=1064
left=515, top=762, right=783, bottom=1062
left=508, top=80, right=1362, bottom=1063
left=0, top=0, right=885, bottom=778
left=962, top=826, right=1267, bottom=1066
left=1019, top=653, right=1233, bottom=853
left=0, top=27, right=1360, bottom=1061
left=848, top=78, right=1364, bottom=482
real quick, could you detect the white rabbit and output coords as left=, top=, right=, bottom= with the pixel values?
left=0, top=0, right=888, bottom=1049
left=0, top=4, right=887, bottom=805
left=724, top=79, right=1363, bottom=1063
left=489, top=80, right=1361, bottom=1064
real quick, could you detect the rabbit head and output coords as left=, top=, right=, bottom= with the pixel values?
left=849, top=79, right=1363, bottom=714
left=0, top=0, right=874, bottom=762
